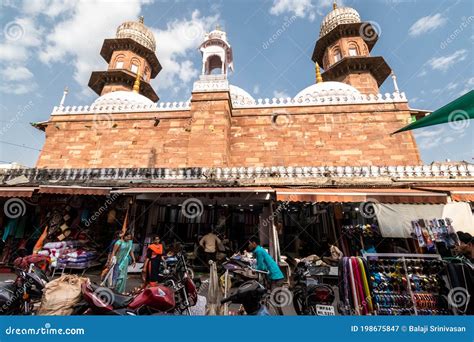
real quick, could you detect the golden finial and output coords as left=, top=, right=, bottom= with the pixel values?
left=138, top=16, right=144, bottom=24
left=315, top=63, right=323, bottom=83
left=216, top=24, right=222, bottom=31
left=133, top=70, right=141, bottom=93
left=333, top=0, right=337, bottom=10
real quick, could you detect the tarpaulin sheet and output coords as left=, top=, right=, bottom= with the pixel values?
left=374, top=202, right=473, bottom=238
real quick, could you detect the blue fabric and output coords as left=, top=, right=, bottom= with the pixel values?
left=252, top=245, right=284, bottom=281
left=2, top=218, right=18, bottom=241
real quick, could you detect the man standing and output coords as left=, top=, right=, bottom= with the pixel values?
left=199, top=231, right=221, bottom=264
left=247, top=236, right=284, bottom=290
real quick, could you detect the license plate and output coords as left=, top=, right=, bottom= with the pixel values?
left=316, top=304, right=335, bottom=316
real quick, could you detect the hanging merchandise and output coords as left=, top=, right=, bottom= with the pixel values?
left=338, top=256, right=376, bottom=315
left=342, top=224, right=381, bottom=238
left=411, top=218, right=460, bottom=252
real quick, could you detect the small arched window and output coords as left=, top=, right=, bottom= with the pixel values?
left=348, top=42, right=359, bottom=56
left=130, top=58, right=140, bottom=74
left=114, top=55, right=125, bottom=69
left=333, top=48, right=342, bottom=63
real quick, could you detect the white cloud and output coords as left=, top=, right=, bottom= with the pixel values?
left=409, top=13, right=447, bottom=37
left=0, top=17, right=43, bottom=94
left=427, top=49, right=467, bottom=72
left=443, top=136, right=454, bottom=144
left=270, top=0, right=315, bottom=21
left=1, top=66, right=34, bottom=81
left=459, top=77, right=474, bottom=96
left=151, top=10, right=219, bottom=93
left=39, top=0, right=148, bottom=96
left=414, top=127, right=445, bottom=139
left=273, top=90, right=289, bottom=98
left=446, top=82, right=458, bottom=91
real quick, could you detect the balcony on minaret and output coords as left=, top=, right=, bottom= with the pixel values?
left=88, top=16, right=161, bottom=102
left=312, top=4, right=391, bottom=95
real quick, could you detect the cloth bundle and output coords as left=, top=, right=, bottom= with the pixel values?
left=40, top=240, right=96, bottom=269
left=38, top=275, right=88, bottom=315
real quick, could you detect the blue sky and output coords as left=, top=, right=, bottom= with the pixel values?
left=0, top=0, right=473, bottom=167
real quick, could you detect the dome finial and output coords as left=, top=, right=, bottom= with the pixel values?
left=333, top=0, right=337, bottom=10
left=133, top=70, right=141, bottom=93
left=138, top=16, right=144, bottom=24
left=216, top=24, right=222, bottom=31
left=315, top=63, right=323, bottom=84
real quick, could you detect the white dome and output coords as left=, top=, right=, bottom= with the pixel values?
left=91, top=91, right=154, bottom=107
left=294, top=81, right=360, bottom=101
left=230, top=85, right=255, bottom=105
left=320, top=6, right=361, bottom=37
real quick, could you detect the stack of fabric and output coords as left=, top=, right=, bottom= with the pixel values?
left=39, top=241, right=96, bottom=269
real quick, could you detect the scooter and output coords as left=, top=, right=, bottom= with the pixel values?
left=221, top=280, right=271, bottom=315
left=79, top=271, right=198, bottom=315
left=0, top=264, right=49, bottom=315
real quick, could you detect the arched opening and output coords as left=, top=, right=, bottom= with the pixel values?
left=333, top=47, right=342, bottom=63
left=130, top=58, right=140, bottom=74
left=114, top=55, right=125, bottom=69
left=206, top=54, right=223, bottom=75
left=348, top=42, right=359, bottom=56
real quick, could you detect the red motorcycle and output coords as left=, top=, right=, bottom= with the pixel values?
left=78, top=253, right=197, bottom=315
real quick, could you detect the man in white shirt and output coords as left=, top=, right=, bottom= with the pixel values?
left=199, top=231, right=222, bottom=264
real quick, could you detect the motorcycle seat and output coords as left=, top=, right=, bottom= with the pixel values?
left=110, top=293, right=133, bottom=309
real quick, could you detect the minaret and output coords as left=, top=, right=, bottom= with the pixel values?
left=88, top=16, right=161, bottom=102
left=199, top=25, right=234, bottom=77
left=311, top=4, right=391, bottom=94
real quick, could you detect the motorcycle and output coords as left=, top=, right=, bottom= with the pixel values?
left=292, top=261, right=335, bottom=315
left=79, top=260, right=198, bottom=315
left=0, top=264, right=49, bottom=315
left=221, top=280, right=271, bottom=315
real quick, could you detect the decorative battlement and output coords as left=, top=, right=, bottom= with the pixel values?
left=50, top=90, right=407, bottom=116
left=2, top=164, right=473, bottom=185
left=232, top=91, right=407, bottom=108
left=51, top=101, right=191, bottom=115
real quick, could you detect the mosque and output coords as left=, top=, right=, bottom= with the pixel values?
left=1, top=3, right=472, bottom=267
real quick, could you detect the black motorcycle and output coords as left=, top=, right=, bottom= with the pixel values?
left=0, top=265, right=49, bottom=315
left=221, top=280, right=271, bottom=315
left=292, top=261, right=335, bottom=315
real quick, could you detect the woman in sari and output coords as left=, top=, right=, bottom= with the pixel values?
left=111, top=231, right=136, bottom=293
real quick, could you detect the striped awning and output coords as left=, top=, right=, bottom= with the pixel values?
left=0, top=187, right=37, bottom=198
left=275, top=188, right=447, bottom=204
left=38, top=186, right=111, bottom=196
left=112, top=187, right=274, bottom=194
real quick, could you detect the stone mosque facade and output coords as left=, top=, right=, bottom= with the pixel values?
left=34, top=6, right=422, bottom=170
